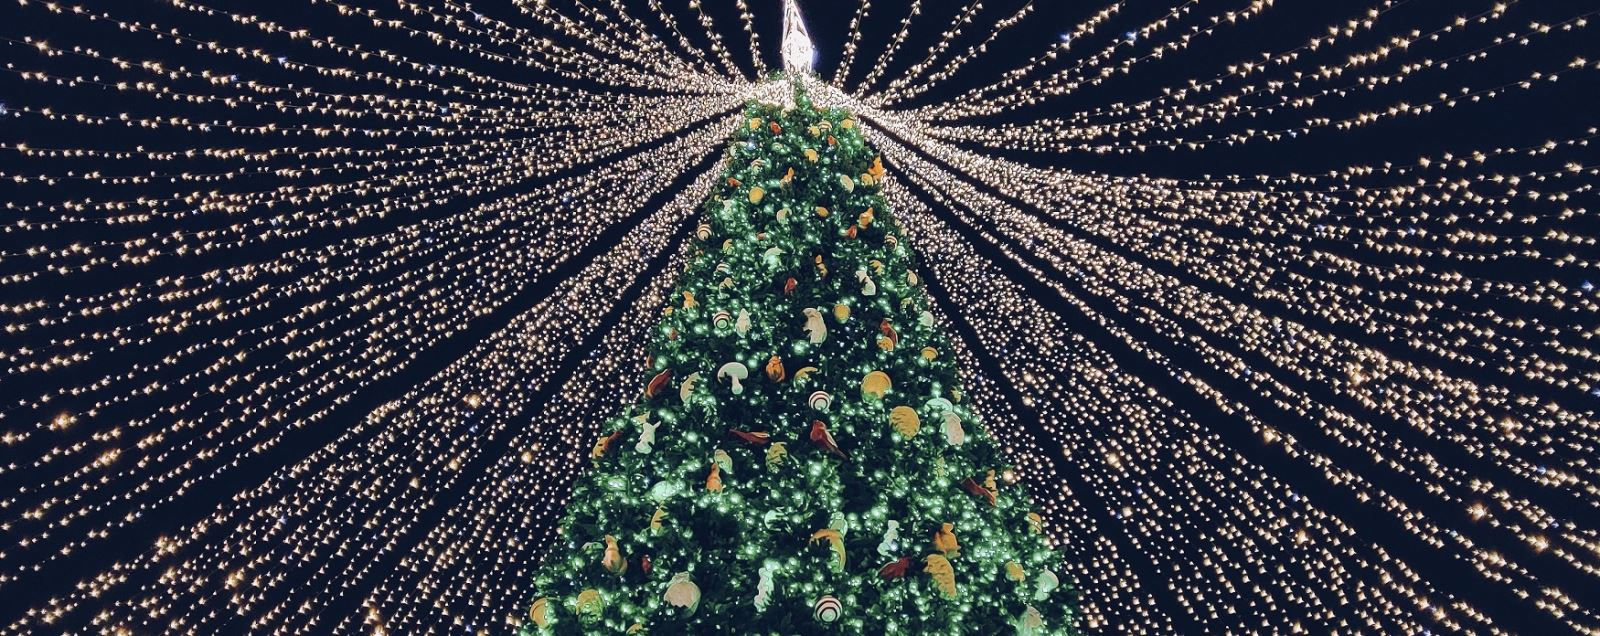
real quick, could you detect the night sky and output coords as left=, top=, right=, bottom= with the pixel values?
left=2, top=0, right=1598, bottom=633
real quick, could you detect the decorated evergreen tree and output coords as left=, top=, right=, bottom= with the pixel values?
left=525, top=84, right=1071, bottom=635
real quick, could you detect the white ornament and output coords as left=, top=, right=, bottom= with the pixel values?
left=735, top=309, right=753, bottom=337
left=718, top=362, right=749, bottom=395
left=713, top=449, right=734, bottom=475
left=1033, top=569, right=1060, bottom=601
left=754, top=563, right=777, bottom=610
left=927, top=398, right=965, bottom=446
left=855, top=268, right=876, bottom=296
left=1015, top=605, right=1046, bottom=635
left=680, top=372, right=702, bottom=402
left=635, top=413, right=660, bottom=454
left=802, top=307, right=827, bottom=343
left=877, top=520, right=901, bottom=557
left=664, top=572, right=702, bottom=614
left=813, top=595, right=842, bottom=623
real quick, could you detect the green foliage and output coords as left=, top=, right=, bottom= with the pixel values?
left=526, top=84, right=1072, bottom=635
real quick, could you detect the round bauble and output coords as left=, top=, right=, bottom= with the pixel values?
left=813, top=595, right=843, bottom=623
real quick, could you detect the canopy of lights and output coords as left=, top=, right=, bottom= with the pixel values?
left=1, top=0, right=1596, bottom=634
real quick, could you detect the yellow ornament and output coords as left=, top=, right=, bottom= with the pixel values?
left=783, top=167, right=795, bottom=186
left=530, top=597, right=551, bottom=627
left=626, top=624, right=646, bottom=634
left=924, top=554, right=958, bottom=598
left=841, top=118, right=856, bottom=130
left=985, top=469, right=998, bottom=493
left=810, top=528, right=847, bottom=570
left=833, top=304, right=851, bottom=321
left=602, top=535, right=627, bottom=574
left=861, top=371, right=892, bottom=399
left=877, top=336, right=896, bottom=352
left=766, top=442, right=788, bottom=468
left=793, top=366, right=820, bottom=383
left=804, top=148, right=819, bottom=162
left=933, top=522, right=960, bottom=556
left=1006, top=561, right=1026, bottom=582
left=651, top=506, right=667, bottom=533
left=749, top=186, right=765, bottom=204
left=682, top=291, right=696, bottom=308
left=576, top=588, right=603, bottom=617
left=858, top=207, right=875, bottom=228
left=921, top=347, right=938, bottom=361
left=749, top=117, right=761, bottom=130
left=889, top=406, right=920, bottom=438
left=869, top=156, right=887, bottom=182
left=815, top=205, right=829, bottom=218
left=1027, top=512, right=1044, bottom=534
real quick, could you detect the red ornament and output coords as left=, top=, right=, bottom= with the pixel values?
left=784, top=277, right=798, bottom=295
left=729, top=429, right=772, bottom=446
left=961, top=476, right=997, bottom=507
left=878, top=556, right=913, bottom=579
left=645, top=369, right=672, bottom=400
left=809, top=420, right=846, bottom=459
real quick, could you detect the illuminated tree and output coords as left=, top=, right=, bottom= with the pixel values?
left=523, top=84, right=1071, bottom=635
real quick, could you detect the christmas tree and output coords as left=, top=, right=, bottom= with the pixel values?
left=524, top=83, right=1071, bottom=635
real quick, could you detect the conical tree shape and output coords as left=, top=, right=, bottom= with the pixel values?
left=526, top=85, right=1071, bottom=635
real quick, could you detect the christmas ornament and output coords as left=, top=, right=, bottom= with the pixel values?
left=861, top=371, right=892, bottom=399
left=793, top=366, right=820, bottom=383
left=729, top=428, right=772, bottom=446
left=933, top=522, right=960, bottom=556
left=808, top=390, right=832, bottom=412
left=919, top=311, right=936, bottom=328
left=832, top=303, right=850, bottom=321
left=765, top=355, right=786, bottom=382
left=635, top=415, right=660, bottom=454
left=809, top=527, right=846, bottom=570
left=924, top=554, right=958, bottom=598
left=920, top=346, right=938, bottom=361
left=878, top=556, right=912, bottom=579
left=575, top=588, right=604, bottom=618
left=754, top=563, right=777, bottom=610
left=858, top=207, right=875, bottom=228
left=735, top=309, right=752, bottom=336
left=839, top=174, right=855, bottom=192
left=695, top=223, right=712, bottom=241
left=1015, top=605, right=1046, bottom=635
left=877, top=520, right=901, bottom=556
left=855, top=268, right=877, bottom=296
left=879, top=319, right=899, bottom=349
left=809, top=420, right=846, bottom=459
left=713, top=310, right=732, bottom=330
left=645, top=369, right=672, bottom=400
left=713, top=449, right=734, bottom=474
left=591, top=430, right=623, bottom=460
left=679, top=372, right=702, bottom=402
left=802, top=307, right=827, bottom=343
left=1006, top=561, right=1026, bottom=582
left=706, top=462, right=724, bottom=492
left=717, top=362, right=749, bottom=394
left=1027, top=512, right=1044, bottom=534
left=889, top=405, right=920, bottom=439
left=961, top=476, right=998, bottom=507
left=663, top=573, right=701, bottom=614
left=783, top=276, right=798, bottom=295
left=529, top=597, right=550, bottom=628
left=749, top=186, right=765, bottom=204
left=765, top=442, right=788, bottom=468
left=682, top=291, right=697, bottom=308
left=650, top=507, right=667, bottom=533
left=813, top=595, right=843, bottom=623
left=602, top=535, right=627, bottom=574
left=1033, top=570, right=1059, bottom=600
left=868, top=156, right=886, bottom=182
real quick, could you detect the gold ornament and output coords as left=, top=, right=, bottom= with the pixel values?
left=1006, top=561, right=1026, bottom=582
left=706, top=462, right=723, bottom=493
left=924, top=554, right=958, bottom=598
left=889, top=406, right=920, bottom=438
left=602, top=535, right=627, bottom=575
left=749, top=186, right=765, bottom=204
left=809, top=528, right=846, bottom=570
left=921, top=347, right=938, bottom=361
left=765, top=355, right=786, bottom=382
left=933, top=522, right=960, bottom=556
left=651, top=507, right=667, bottom=533
left=530, top=597, right=550, bottom=628
left=575, top=588, right=603, bottom=617
left=861, top=371, right=892, bottom=399
left=833, top=303, right=851, bottom=321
